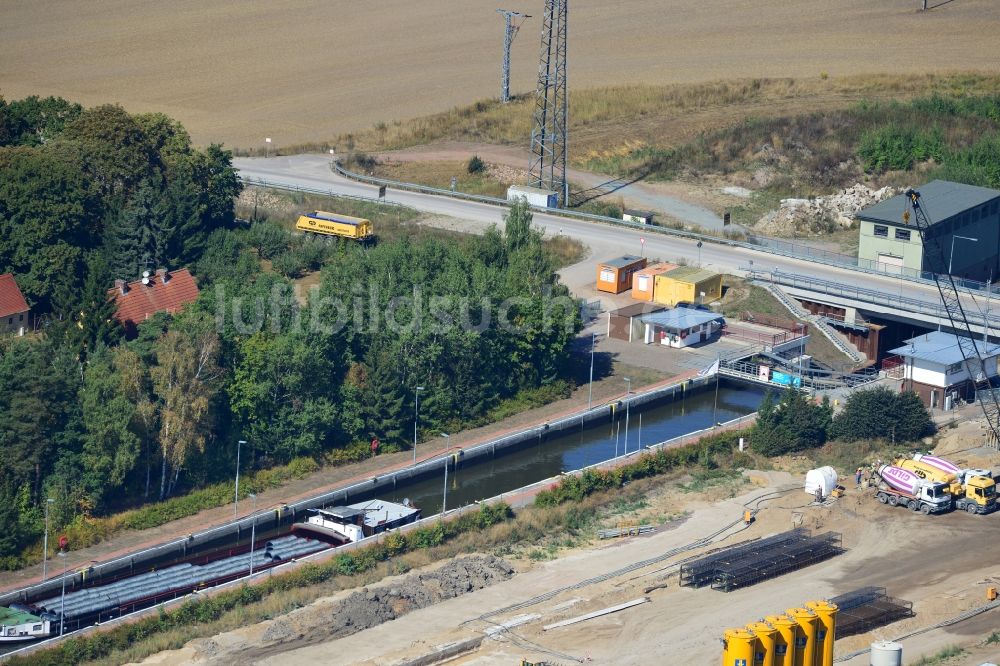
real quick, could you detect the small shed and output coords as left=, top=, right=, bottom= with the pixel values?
left=640, top=308, right=724, bottom=348
left=596, top=255, right=647, bottom=294
left=623, top=209, right=655, bottom=225
left=608, top=303, right=665, bottom=342
left=653, top=266, right=723, bottom=306
left=507, top=185, right=558, bottom=208
left=631, top=262, right=678, bottom=302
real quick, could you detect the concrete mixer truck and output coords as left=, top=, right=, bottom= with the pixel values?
left=873, top=464, right=951, bottom=515
left=897, top=454, right=996, bottom=515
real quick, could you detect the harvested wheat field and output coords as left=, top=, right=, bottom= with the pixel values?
left=2, top=0, right=999, bottom=148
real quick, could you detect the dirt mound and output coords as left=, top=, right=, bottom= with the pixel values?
left=755, top=183, right=897, bottom=237
left=187, top=555, right=515, bottom=663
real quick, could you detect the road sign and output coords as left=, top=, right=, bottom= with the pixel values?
left=378, top=185, right=387, bottom=198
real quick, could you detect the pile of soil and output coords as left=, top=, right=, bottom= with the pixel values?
left=185, top=555, right=515, bottom=663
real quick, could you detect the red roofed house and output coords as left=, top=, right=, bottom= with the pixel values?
left=109, top=268, right=200, bottom=337
left=0, top=273, right=30, bottom=336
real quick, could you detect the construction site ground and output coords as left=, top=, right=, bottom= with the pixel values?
left=133, top=457, right=1000, bottom=666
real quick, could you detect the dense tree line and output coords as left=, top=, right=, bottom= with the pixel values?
left=749, top=386, right=934, bottom=457
left=0, top=96, right=580, bottom=564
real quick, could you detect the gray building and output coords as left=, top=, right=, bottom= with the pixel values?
left=857, top=180, right=1000, bottom=282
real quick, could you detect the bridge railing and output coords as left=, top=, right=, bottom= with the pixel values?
left=749, top=268, right=1000, bottom=330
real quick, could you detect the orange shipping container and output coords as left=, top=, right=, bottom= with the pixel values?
left=596, top=255, right=647, bottom=294
left=631, top=262, right=678, bottom=301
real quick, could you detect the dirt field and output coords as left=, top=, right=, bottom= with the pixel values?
left=130, top=462, right=1000, bottom=665
left=3, top=0, right=999, bottom=148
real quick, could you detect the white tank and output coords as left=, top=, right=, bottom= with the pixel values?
left=805, top=466, right=838, bottom=496
left=869, top=640, right=902, bottom=666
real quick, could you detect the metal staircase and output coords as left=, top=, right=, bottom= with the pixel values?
left=759, top=283, right=865, bottom=365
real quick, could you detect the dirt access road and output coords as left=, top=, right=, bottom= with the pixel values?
left=373, top=142, right=728, bottom=229
left=3, top=0, right=999, bottom=148
left=133, top=470, right=1000, bottom=665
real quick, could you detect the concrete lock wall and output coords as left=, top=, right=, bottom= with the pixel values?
left=0, top=373, right=722, bottom=609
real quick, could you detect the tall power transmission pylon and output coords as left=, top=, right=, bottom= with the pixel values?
left=527, top=0, right=568, bottom=206
left=497, top=9, right=529, bottom=103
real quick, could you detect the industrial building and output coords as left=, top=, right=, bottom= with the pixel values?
left=630, top=262, right=678, bottom=302
left=596, top=255, right=647, bottom=294
left=887, top=330, right=1000, bottom=408
left=857, top=180, right=1000, bottom=282
left=652, top=266, right=723, bottom=306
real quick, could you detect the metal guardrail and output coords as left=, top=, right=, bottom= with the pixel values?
left=322, top=161, right=1000, bottom=297
left=752, top=268, right=1000, bottom=330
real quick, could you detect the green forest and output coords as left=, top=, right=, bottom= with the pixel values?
left=0, top=96, right=581, bottom=567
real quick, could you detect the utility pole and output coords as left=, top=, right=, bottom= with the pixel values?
left=497, top=9, right=529, bottom=103
left=42, top=498, right=54, bottom=582
left=588, top=331, right=596, bottom=410
left=234, top=440, right=246, bottom=519
left=623, top=377, right=632, bottom=455
left=528, top=0, right=568, bottom=206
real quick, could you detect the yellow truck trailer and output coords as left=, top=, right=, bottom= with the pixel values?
left=295, top=211, right=374, bottom=241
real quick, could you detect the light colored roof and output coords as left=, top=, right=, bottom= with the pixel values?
left=640, top=307, right=724, bottom=330
left=600, top=255, right=645, bottom=269
left=858, top=180, right=1000, bottom=227
left=0, top=274, right=29, bottom=318
left=348, top=500, right=419, bottom=528
left=658, top=266, right=720, bottom=284
left=109, top=268, right=199, bottom=328
left=889, top=330, right=1000, bottom=366
left=508, top=185, right=557, bottom=196
left=0, top=606, right=41, bottom=626
left=634, top=262, right=678, bottom=277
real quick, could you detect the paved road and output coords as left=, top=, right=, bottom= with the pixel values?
left=233, top=155, right=953, bottom=311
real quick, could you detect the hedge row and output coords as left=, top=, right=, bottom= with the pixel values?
left=9, top=502, right=513, bottom=666
left=534, top=428, right=748, bottom=507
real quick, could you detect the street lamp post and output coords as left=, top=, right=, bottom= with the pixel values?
left=42, top=498, right=54, bottom=581
left=413, top=386, right=425, bottom=464
left=58, top=551, right=68, bottom=636
left=248, top=493, right=257, bottom=576
left=949, top=235, right=978, bottom=276
left=440, top=433, right=450, bottom=513
left=235, top=440, right=247, bottom=519
left=588, top=332, right=597, bottom=410
left=623, top=377, right=632, bottom=455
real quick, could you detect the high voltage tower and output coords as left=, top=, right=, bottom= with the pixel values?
left=496, top=9, right=529, bottom=103
left=527, top=0, right=568, bottom=206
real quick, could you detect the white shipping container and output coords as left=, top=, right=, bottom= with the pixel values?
left=507, top=185, right=558, bottom=208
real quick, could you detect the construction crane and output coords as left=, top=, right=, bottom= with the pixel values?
left=904, top=189, right=1000, bottom=447
left=496, top=9, right=530, bottom=103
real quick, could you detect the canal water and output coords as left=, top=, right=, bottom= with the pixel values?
left=385, top=379, right=766, bottom=513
